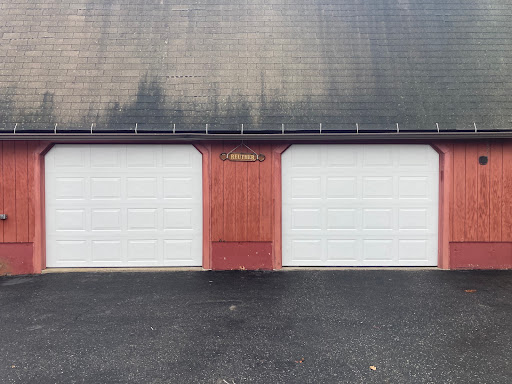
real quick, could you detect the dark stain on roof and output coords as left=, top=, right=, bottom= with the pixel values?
left=0, top=0, right=512, bottom=133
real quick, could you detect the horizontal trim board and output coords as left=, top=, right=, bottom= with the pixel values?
left=2, top=132, right=512, bottom=142
left=450, top=242, right=512, bottom=269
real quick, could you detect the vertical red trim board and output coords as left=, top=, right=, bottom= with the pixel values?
left=33, top=142, right=53, bottom=272
left=431, top=143, right=452, bottom=269
left=272, top=144, right=290, bottom=269
left=193, top=144, right=211, bottom=269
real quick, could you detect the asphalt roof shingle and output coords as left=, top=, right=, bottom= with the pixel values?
left=1, top=0, right=512, bottom=133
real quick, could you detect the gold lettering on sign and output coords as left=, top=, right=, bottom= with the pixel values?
left=220, top=152, right=266, bottom=162
left=229, top=153, right=256, bottom=161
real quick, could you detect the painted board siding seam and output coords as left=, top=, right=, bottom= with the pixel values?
left=3, top=142, right=16, bottom=242
left=452, top=144, right=466, bottom=242
left=15, top=142, right=29, bottom=243
left=28, top=142, right=37, bottom=242
left=477, top=142, right=490, bottom=242
left=502, top=142, right=511, bottom=241
left=27, top=143, right=30, bottom=241
left=501, top=143, right=504, bottom=242
left=450, top=143, right=454, bottom=242
left=503, top=143, right=506, bottom=240
left=465, top=144, right=479, bottom=242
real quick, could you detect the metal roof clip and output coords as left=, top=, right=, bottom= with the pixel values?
left=356, top=123, right=359, bottom=134
left=282, top=123, right=285, bottom=134
left=173, top=123, right=176, bottom=134
left=135, top=123, right=138, bottom=134
left=241, top=123, right=244, bottom=135
left=474, top=122, right=477, bottom=133
left=206, top=123, right=208, bottom=134
left=90, top=123, right=94, bottom=134
left=54, top=123, right=57, bottom=134
left=14, top=123, right=17, bottom=134
left=436, top=123, right=440, bottom=133
left=396, top=123, right=399, bottom=133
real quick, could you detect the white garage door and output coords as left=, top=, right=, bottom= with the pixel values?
left=282, top=145, right=439, bottom=266
left=45, top=144, right=203, bottom=267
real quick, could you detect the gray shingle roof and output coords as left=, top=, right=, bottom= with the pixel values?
left=1, top=0, right=512, bottom=134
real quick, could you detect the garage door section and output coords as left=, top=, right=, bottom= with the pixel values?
left=45, top=144, right=202, bottom=267
left=282, top=145, right=439, bottom=266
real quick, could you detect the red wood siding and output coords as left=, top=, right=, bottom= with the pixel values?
left=210, top=142, right=274, bottom=242
left=0, top=141, right=37, bottom=243
left=451, top=141, right=512, bottom=243
left=2, top=139, right=512, bottom=273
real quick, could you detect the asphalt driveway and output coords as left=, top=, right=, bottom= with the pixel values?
left=0, top=270, right=511, bottom=384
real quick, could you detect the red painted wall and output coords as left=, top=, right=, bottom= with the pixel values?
left=1, top=139, right=512, bottom=274
left=0, top=141, right=40, bottom=275
left=209, top=142, right=276, bottom=269
left=450, top=142, right=512, bottom=269
left=210, top=142, right=274, bottom=243
left=0, top=141, right=39, bottom=245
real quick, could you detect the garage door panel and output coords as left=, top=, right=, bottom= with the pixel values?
left=126, top=147, right=157, bottom=168
left=327, top=209, right=357, bottom=230
left=54, top=147, right=87, bottom=168
left=290, top=240, right=322, bottom=261
left=164, top=209, right=194, bottom=229
left=163, top=146, right=194, bottom=168
left=399, top=177, right=430, bottom=199
left=363, top=146, right=393, bottom=167
left=90, top=147, right=122, bottom=168
left=92, top=209, right=122, bottom=231
left=283, top=144, right=438, bottom=266
left=163, top=177, right=195, bottom=199
left=398, top=240, right=428, bottom=261
left=363, top=240, right=395, bottom=263
left=54, top=177, right=86, bottom=200
left=291, top=177, right=322, bottom=198
left=398, top=146, right=429, bottom=166
left=362, top=177, right=394, bottom=199
left=399, top=209, right=428, bottom=230
left=90, top=177, right=122, bottom=200
left=91, top=240, right=122, bottom=263
left=362, top=209, right=394, bottom=230
left=327, top=240, right=358, bottom=262
left=55, top=209, right=86, bottom=231
left=327, top=177, right=357, bottom=198
left=291, top=208, right=322, bottom=230
left=51, top=240, right=88, bottom=262
left=127, top=209, right=158, bottom=231
left=126, top=178, right=158, bottom=199
left=46, top=144, right=202, bottom=268
left=164, top=240, right=194, bottom=262
left=327, top=147, right=357, bottom=167
left=127, top=240, right=159, bottom=264
left=291, top=147, right=322, bottom=167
